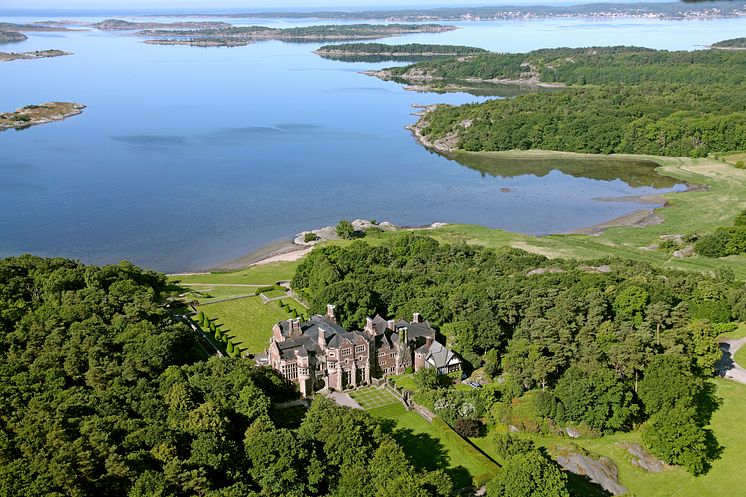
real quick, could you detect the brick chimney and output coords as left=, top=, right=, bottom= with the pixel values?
left=289, top=318, right=301, bottom=338
left=412, top=312, right=422, bottom=323
left=326, top=304, right=337, bottom=323
left=318, top=328, right=326, bottom=350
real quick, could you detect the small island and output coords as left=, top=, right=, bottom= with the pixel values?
left=0, top=102, right=85, bottom=132
left=139, top=23, right=457, bottom=47
left=0, top=49, right=71, bottom=62
left=315, top=42, right=486, bottom=62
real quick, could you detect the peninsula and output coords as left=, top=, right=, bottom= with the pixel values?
left=0, top=102, right=85, bottom=132
left=0, top=49, right=71, bottom=62
left=371, top=44, right=746, bottom=157
left=711, top=37, right=746, bottom=50
left=139, top=24, right=457, bottom=47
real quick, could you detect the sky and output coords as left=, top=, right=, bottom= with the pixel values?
left=0, top=0, right=668, bottom=11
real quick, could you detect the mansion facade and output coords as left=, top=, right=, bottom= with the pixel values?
left=267, top=305, right=462, bottom=396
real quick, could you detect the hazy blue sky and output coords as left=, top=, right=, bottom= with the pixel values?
left=1, top=0, right=659, bottom=10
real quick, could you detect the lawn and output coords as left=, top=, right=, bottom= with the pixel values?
left=350, top=386, right=499, bottom=489
left=198, top=296, right=304, bottom=354
left=171, top=261, right=299, bottom=285
left=180, top=285, right=257, bottom=304
left=472, top=379, right=746, bottom=497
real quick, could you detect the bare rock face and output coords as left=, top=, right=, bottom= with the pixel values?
left=526, top=267, right=565, bottom=276
left=551, top=445, right=627, bottom=496
left=617, top=442, right=668, bottom=473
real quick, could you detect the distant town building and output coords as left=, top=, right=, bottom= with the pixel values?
left=267, top=305, right=461, bottom=396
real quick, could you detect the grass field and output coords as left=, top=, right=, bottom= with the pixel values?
left=180, top=285, right=257, bottom=304
left=472, top=379, right=746, bottom=497
left=198, top=296, right=304, bottom=354
left=350, top=386, right=499, bottom=489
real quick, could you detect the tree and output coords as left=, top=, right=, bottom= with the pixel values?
left=641, top=404, right=713, bottom=475
left=638, top=354, right=699, bottom=414
left=454, top=417, right=484, bottom=438
left=554, top=364, right=638, bottom=432
left=336, top=220, right=356, bottom=240
left=613, top=286, right=649, bottom=325
left=414, top=367, right=440, bottom=391
left=486, top=449, right=570, bottom=497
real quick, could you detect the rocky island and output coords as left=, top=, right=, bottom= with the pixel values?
left=139, top=23, right=457, bottom=47
left=0, top=102, right=85, bottom=132
left=0, top=31, right=28, bottom=44
left=0, top=49, right=72, bottom=62
left=711, top=37, right=746, bottom=50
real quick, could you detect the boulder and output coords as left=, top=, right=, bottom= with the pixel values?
left=565, top=426, right=581, bottom=439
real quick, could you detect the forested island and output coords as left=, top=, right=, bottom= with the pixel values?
left=315, top=43, right=487, bottom=62
left=0, top=49, right=71, bottom=62
left=372, top=45, right=746, bottom=157
left=0, top=102, right=85, bottom=131
left=153, top=1, right=746, bottom=21
left=140, top=24, right=456, bottom=47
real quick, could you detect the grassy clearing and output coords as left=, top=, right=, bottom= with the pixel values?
left=472, top=379, right=746, bottom=497
left=198, top=296, right=302, bottom=354
left=351, top=386, right=499, bottom=488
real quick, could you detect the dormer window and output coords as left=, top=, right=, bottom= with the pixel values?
left=342, top=348, right=351, bottom=355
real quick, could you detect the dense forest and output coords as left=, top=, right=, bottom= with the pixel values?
left=294, top=235, right=746, bottom=474
left=0, top=256, right=453, bottom=496
left=382, top=45, right=746, bottom=157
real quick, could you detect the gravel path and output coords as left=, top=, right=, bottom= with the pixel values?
left=717, top=337, right=746, bottom=384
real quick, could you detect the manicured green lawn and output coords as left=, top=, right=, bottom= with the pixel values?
left=198, top=296, right=303, bottom=354
left=472, top=379, right=746, bottom=497
left=718, top=323, right=746, bottom=341
left=260, top=288, right=287, bottom=299
left=350, top=387, right=499, bottom=489
left=181, top=285, right=257, bottom=304
left=171, top=261, right=299, bottom=285
left=734, top=345, right=746, bottom=369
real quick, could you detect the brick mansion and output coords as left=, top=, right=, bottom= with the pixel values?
left=267, top=305, right=462, bottom=397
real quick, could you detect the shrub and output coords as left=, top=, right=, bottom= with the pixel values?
left=196, top=310, right=204, bottom=323
left=491, top=433, right=536, bottom=460
left=335, top=220, right=355, bottom=240
left=304, top=232, right=319, bottom=243
left=735, top=209, right=746, bottom=226
left=454, top=417, right=484, bottom=438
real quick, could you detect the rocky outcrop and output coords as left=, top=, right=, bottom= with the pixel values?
left=617, top=442, right=668, bottom=473
left=551, top=444, right=627, bottom=496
